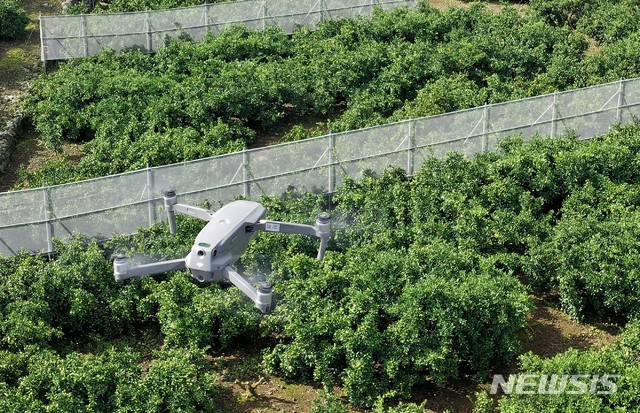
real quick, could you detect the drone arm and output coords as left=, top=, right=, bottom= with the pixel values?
left=163, top=189, right=212, bottom=234
left=317, top=236, right=329, bottom=261
left=253, top=221, right=318, bottom=237
left=172, top=204, right=213, bottom=222
left=253, top=212, right=331, bottom=260
left=223, top=267, right=272, bottom=313
left=114, top=256, right=186, bottom=281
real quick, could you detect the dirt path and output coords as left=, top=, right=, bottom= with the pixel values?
left=0, top=0, right=58, bottom=118
left=0, top=0, right=69, bottom=190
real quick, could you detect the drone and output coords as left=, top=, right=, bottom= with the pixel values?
left=113, top=189, right=331, bottom=313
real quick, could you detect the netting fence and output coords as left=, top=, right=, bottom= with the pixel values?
left=40, top=0, right=414, bottom=62
left=1, top=78, right=638, bottom=255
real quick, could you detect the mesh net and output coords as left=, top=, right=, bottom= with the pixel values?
left=41, top=0, right=415, bottom=60
left=0, top=80, right=634, bottom=255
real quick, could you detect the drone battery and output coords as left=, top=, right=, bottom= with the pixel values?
left=186, top=200, right=266, bottom=282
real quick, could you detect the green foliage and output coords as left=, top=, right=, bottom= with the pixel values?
left=0, top=224, right=255, bottom=409
left=151, top=274, right=261, bottom=349
left=577, top=0, right=640, bottom=44
left=0, top=238, right=147, bottom=350
left=120, top=347, right=222, bottom=413
left=258, top=165, right=533, bottom=406
left=0, top=0, right=28, bottom=40
left=529, top=0, right=589, bottom=28
left=585, top=31, right=640, bottom=82
left=0, top=346, right=222, bottom=412
left=472, top=391, right=495, bottom=413
left=521, top=123, right=640, bottom=320
left=373, top=400, right=428, bottom=413
left=263, top=242, right=530, bottom=407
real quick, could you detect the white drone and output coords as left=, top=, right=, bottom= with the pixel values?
left=113, top=189, right=331, bottom=313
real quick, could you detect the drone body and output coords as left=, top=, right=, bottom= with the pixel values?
left=186, top=200, right=266, bottom=283
left=114, top=189, right=330, bottom=313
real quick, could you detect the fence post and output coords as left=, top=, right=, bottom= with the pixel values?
left=40, top=13, right=47, bottom=72
left=145, top=10, right=153, bottom=52
left=320, top=0, right=327, bottom=23
left=617, top=78, right=625, bottom=123
left=204, top=3, right=210, bottom=35
left=407, top=119, right=415, bottom=176
left=328, top=133, right=335, bottom=194
left=261, top=0, right=267, bottom=31
left=242, top=147, right=250, bottom=199
left=43, top=186, right=54, bottom=253
left=551, top=91, right=558, bottom=138
left=482, top=103, right=489, bottom=153
left=81, top=14, right=89, bottom=58
left=146, top=166, right=156, bottom=228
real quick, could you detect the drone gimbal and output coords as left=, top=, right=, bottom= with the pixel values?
left=113, top=189, right=331, bottom=313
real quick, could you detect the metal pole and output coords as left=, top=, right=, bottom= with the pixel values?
left=617, top=79, right=625, bottom=123
left=242, top=147, right=250, bottom=199
left=407, top=119, right=415, bottom=175
left=320, top=0, right=326, bottom=23
left=551, top=91, right=558, bottom=138
left=146, top=166, right=156, bottom=228
left=40, top=13, right=47, bottom=73
left=482, top=103, right=488, bottom=153
left=261, top=0, right=267, bottom=31
left=145, top=10, right=152, bottom=52
left=204, top=3, right=210, bottom=35
left=328, top=133, right=335, bottom=193
left=81, top=14, right=89, bottom=58
left=43, top=186, right=54, bottom=253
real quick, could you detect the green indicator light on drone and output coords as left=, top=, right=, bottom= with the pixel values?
left=198, top=242, right=211, bottom=248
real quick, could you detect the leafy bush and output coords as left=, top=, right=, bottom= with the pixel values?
left=577, top=0, right=640, bottom=44
left=0, top=0, right=28, bottom=40
left=529, top=0, right=589, bottom=28
left=311, top=391, right=349, bottom=413
left=0, top=239, right=147, bottom=350
left=263, top=245, right=530, bottom=407
left=0, top=346, right=223, bottom=412
left=151, top=274, right=261, bottom=349
left=255, top=165, right=533, bottom=406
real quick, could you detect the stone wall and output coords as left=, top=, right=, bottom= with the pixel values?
left=0, top=115, right=23, bottom=174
